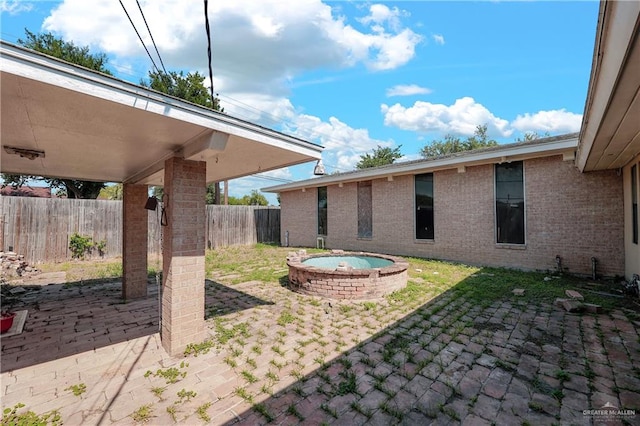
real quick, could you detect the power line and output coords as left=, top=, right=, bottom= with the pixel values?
left=118, top=0, right=161, bottom=75
left=135, top=0, right=167, bottom=75
left=251, top=174, right=294, bottom=183
left=203, top=0, right=216, bottom=108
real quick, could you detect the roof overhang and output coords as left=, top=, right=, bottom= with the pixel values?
left=576, top=1, right=640, bottom=172
left=0, top=41, right=323, bottom=186
left=263, top=134, right=578, bottom=193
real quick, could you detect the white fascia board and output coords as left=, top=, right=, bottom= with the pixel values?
left=0, top=42, right=323, bottom=159
left=262, top=137, right=578, bottom=193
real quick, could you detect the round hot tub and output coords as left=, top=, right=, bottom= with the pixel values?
left=287, top=251, right=408, bottom=300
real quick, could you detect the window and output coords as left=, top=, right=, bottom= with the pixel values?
left=495, top=161, right=525, bottom=244
left=633, top=165, right=638, bottom=244
left=358, top=181, right=372, bottom=238
left=415, top=173, right=434, bottom=239
left=318, top=186, right=327, bottom=235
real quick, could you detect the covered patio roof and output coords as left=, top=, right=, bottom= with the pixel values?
left=0, top=41, right=322, bottom=185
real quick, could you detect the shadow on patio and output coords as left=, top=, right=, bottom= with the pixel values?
left=0, top=278, right=273, bottom=373
left=217, top=269, right=640, bottom=425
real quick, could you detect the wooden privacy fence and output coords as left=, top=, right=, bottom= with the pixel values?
left=1, top=196, right=280, bottom=263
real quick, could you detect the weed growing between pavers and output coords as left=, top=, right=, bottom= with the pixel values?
left=22, top=245, right=630, bottom=425
left=64, top=383, right=86, bottom=397
left=144, top=362, right=188, bottom=384
left=130, top=404, right=154, bottom=423
left=1, top=403, right=61, bottom=426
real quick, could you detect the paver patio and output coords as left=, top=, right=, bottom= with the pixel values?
left=1, top=250, right=640, bottom=425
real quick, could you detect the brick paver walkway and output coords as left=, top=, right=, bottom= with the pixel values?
left=1, top=276, right=639, bottom=425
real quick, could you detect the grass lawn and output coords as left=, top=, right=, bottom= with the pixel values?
left=29, top=243, right=637, bottom=314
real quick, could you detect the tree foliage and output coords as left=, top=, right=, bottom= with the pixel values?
left=99, top=184, right=123, bottom=200
left=1, top=30, right=113, bottom=198
left=420, top=125, right=498, bottom=158
left=2, top=173, right=105, bottom=199
left=142, top=70, right=223, bottom=112
left=356, top=145, right=403, bottom=169
left=514, top=131, right=550, bottom=142
left=19, top=29, right=112, bottom=75
left=143, top=69, right=225, bottom=202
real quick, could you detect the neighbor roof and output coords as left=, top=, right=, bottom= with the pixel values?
left=1, top=41, right=323, bottom=186
left=262, top=133, right=578, bottom=192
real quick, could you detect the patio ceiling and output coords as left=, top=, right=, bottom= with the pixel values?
left=577, top=1, right=640, bottom=172
left=0, top=42, right=322, bottom=186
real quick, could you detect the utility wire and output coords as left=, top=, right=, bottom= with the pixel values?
left=135, top=0, right=168, bottom=75
left=203, top=0, right=216, bottom=108
left=251, top=174, right=294, bottom=183
left=118, top=0, right=161, bottom=75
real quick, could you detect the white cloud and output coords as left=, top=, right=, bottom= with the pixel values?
left=381, top=96, right=512, bottom=138
left=219, top=93, right=297, bottom=127
left=386, top=84, right=432, bottom=97
left=358, top=4, right=407, bottom=32
left=287, top=114, right=395, bottom=171
left=432, top=34, right=445, bottom=45
left=43, top=0, right=422, bottom=94
left=0, top=0, right=33, bottom=15
left=511, top=109, right=582, bottom=134
left=229, top=167, right=293, bottom=204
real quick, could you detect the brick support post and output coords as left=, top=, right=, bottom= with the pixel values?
left=122, top=183, right=149, bottom=300
left=161, top=157, right=206, bottom=356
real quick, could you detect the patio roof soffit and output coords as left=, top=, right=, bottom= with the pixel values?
left=576, top=0, right=640, bottom=172
left=0, top=41, right=323, bottom=186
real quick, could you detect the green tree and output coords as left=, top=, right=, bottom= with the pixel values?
left=19, top=29, right=112, bottom=75
left=142, top=70, right=223, bottom=112
left=142, top=70, right=224, bottom=202
left=356, top=145, right=403, bottom=169
left=420, top=124, right=498, bottom=158
left=514, top=131, right=550, bottom=142
left=242, top=190, right=269, bottom=206
left=98, top=183, right=123, bottom=200
left=1, top=30, right=114, bottom=198
left=205, top=183, right=217, bottom=204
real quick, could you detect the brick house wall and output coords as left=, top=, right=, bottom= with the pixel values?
left=280, top=155, right=624, bottom=277
left=281, top=188, right=318, bottom=247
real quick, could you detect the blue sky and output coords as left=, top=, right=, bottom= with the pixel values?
left=1, top=0, right=600, bottom=203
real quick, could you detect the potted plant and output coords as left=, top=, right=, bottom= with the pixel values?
left=0, top=279, right=18, bottom=333
left=0, top=311, right=16, bottom=333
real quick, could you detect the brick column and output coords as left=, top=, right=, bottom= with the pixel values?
left=122, top=183, right=149, bottom=300
left=162, top=157, right=206, bottom=356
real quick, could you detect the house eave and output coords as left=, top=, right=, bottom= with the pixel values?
left=263, top=135, right=578, bottom=193
left=576, top=1, right=640, bottom=172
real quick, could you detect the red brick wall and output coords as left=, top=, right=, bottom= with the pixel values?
left=280, top=155, right=624, bottom=276
left=280, top=189, right=318, bottom=247
left=287, top=253, right=408, bottom=299
left=122, top=184, right=148, bottom=299
left=162, top=157, right=207, bottom=356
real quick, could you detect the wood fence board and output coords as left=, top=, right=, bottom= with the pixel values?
left=1, top=197, right=280, bottom=263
